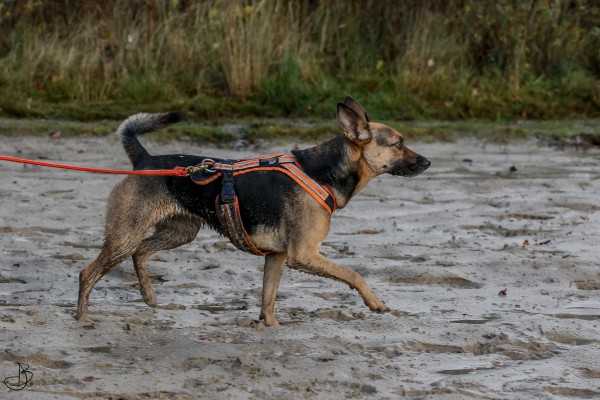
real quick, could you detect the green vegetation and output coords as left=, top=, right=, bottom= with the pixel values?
left=1, top=117, right=597, bottom=148
left=0, top=1, right=599, bottom=122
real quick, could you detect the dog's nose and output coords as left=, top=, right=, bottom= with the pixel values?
left=421, top=158, right=431, bottom=168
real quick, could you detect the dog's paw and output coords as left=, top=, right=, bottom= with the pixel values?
left=142, top=296, right=157, bottom=308
left=260, top=313, right=280, bottom=327
left=139, top=285, right=157, bottom=307
left=76, top=313, right=93, bottom=323
left=371, top=303, right=389, bottom=313
left=377, top=304, right=390, bottom=313
left=365, top=298, right=389, bottom=313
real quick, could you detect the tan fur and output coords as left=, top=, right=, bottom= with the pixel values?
left=77, top=177, right=202, bottom=322
left=284, top=211, right=388, bottom=313
left=259, top=252, right=287, bottom=326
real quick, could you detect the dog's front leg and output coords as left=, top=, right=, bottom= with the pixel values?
left=260, top=252, right=286, bottom=326
left=287, top=252, right=389, bottom=313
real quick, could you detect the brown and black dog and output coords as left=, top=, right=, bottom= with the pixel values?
left=76, top=96, right=430, bottom=326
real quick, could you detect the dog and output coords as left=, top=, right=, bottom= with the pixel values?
left=76, top=96, right=430, bottom=326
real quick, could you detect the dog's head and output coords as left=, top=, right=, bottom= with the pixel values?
left=337, top=96, right=431, bottom=178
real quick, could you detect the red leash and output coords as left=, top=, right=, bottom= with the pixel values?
left=0, top=155, right=190, bottom=176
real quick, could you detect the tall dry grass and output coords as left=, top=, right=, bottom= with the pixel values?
left=0, top=0, right=598, bottom=119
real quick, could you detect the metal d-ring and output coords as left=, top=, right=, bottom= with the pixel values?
left=201, top=158, right=216, bottom=173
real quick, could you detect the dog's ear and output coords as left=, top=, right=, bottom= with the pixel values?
left=337, top=102, right=372, bottom=144
left=343, top=95, right=370, bottom=123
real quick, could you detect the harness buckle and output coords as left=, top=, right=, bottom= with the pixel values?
left=220, top=171, right=236, bottom=203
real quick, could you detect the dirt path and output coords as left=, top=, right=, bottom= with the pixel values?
left=1, top=135, right=599, bottom=399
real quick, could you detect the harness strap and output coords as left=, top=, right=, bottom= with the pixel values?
left=215, top=197, right=270, bottom=256
left=192, top=154, right=337, bottom=214
left=193, top=154, right=337, bottom=256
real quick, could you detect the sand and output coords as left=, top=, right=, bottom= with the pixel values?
left=1, top=133, right=599, bottom=399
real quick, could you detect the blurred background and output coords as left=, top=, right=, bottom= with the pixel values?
left=0, top=0, right=598, bottom=123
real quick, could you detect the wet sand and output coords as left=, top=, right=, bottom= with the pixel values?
left=1, top=134, right=599, bottom=399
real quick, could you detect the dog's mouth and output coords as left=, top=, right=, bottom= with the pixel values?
left=390, top=156, right=431, bottom=177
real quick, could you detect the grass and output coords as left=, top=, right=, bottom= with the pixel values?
left=0, top=1, right=598, bottom=122
left=1, top=117, right=597, bottom=148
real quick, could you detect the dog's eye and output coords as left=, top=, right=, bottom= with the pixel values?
left=394, top=140, right=404, bottom=150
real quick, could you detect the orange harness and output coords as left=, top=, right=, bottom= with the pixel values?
left=190, top=153, right=337, bottom=255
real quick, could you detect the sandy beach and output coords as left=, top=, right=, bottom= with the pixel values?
left=1, top=132, right=599, bottom=399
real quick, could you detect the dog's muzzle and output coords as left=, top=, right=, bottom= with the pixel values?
left=391, top=155, right=431, bottom=177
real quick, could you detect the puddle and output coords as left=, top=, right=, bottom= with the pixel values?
left=190, top=304, right=232, bottom=313
left=82, top=346, right=112, bottom=354
left=450, top=315, right=499, bottom=324
left=437, top=366, right=497, bottom=375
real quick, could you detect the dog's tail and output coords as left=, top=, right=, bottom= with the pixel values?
left=116, top=112, right=185, bottom=167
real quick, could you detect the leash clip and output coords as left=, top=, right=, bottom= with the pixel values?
left=185, top=158, right=216, bottom=175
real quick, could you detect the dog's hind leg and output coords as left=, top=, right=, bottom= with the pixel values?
left=77, top=238, right=144, bottom=322
left=259, top=252, right=286, bottom=326
left=132, top=214, right=201, bottom=307
left=76, top=177, right=180, bottom=322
